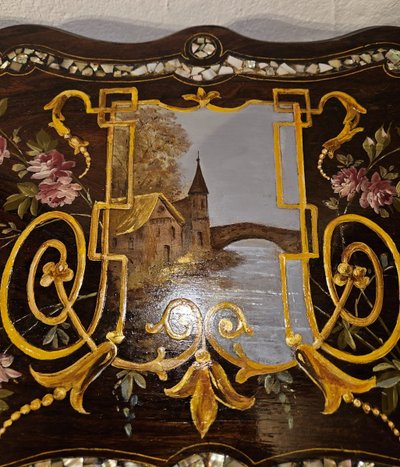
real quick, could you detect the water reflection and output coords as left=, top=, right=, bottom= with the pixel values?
left=151, top=240, right=312, bottom=365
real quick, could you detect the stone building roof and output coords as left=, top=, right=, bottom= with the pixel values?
left=188, top=158, right=209, bottom=195
left=115, top=193, right=185, bottom=236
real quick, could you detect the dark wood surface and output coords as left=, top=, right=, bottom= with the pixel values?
left=0, top=25, right=399, bottom=466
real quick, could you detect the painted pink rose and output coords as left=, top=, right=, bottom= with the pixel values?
left=0, top=135, right=10, bottom=165
left=359, top=171, right=397, bottom=213
left=331, top=166, right=367, bottom=201
left=36, top=176, right=82, bottom=208
left=27, top=149, right=75, bottom=180
left=0, top=353, right=21, bottom=384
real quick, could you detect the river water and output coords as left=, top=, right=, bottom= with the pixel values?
left=155, top=240, right=313, bottom=365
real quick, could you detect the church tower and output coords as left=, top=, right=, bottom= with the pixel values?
left=187, top=153, right=211, bottom=251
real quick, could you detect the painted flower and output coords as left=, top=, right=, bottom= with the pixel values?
left=0, top=136, right=10, bottom=165
left=27, top=150, right=75, bottom=180
left=36, top=176, right=81, bottom=208
left=0, top=353, right=21, bottom=384
left=331, top=166, right=367, bottom=201
left=359, top=171, right=397, bottom=214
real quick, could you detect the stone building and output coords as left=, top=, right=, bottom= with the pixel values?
left=174, top=155, right=211, bottom=252
left=111, top=156, right=211, bottom=275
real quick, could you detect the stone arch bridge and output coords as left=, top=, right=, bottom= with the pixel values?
left=210, top=223, right=301, bottom=253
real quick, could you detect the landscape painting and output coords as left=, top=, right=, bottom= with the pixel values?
left=110, top=103, right=312, bottom=365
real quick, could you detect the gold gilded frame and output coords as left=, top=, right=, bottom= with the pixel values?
left=1, top=84, right=400, bottom=442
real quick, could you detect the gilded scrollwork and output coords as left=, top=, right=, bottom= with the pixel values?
left=144, top=298, right=255, bottom=438
left=2, top=83, right=400, bottom=445
left=112, top=298, right=257, bottom=437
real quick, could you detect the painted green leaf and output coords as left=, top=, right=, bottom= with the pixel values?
left=376, top=371, right=400, bottom=388
left=393, top=197, right=400, bottom=212
left=379, top=208, right=390, bottom=218
left=336, top=153, right=349, bottom=165
left=12, top=128, right=21, bottom=144
left=0, top=98, right=8, bottom=118
left=3, top=194, right=26, bottom=211
left=375, top=125, right=391, bottom=158
left=12, top=163, right=25, bottom=172
left=0, top=400, right=9, bottom=412
left=51, top=333, right=59, bottom=349
left=288, top=415, right=294, bottom=430
left=323, top=197, right=339, bottom=210
left=121, top=374, right=133, bottom=402
left=17, top=182, right=38, bottom=197
left=124, top=423, right=132, bottom=437
left=17, top=197, right=30, bottom=219
left=379, top=166, right=388, bottom=178
left=0, top=389, right=13, bottom=398
left=380, top=253, right=389, bottom=269
left=43, top=326, right=57, bottom=345
left=385, top=172, right=398, bottom=180
left=30, top=197, right=38, bottom=216
left=393, top=360, right=400, bottom=371
left=344, top=326, right=356, bottom=350
left=362, top=136, right=375, bottom=162
left=57, top=327, right=70, bottom=346
left=373, top=362, right=395, bottom=372
left=35, top=129, right=58, bottom=152
left=277, top=371, right=293, bottom=384
left=278, top=392, right=287, bottom=403
left=130, top=395, right=138, bottom=407
left=264, top=375, right=274, bottom=394
left=382, top=386, right=398, bottom=415
left=117, top=370, right=128, bottom=380
left=337, top=329, right=347, bottom=350
left=132, top=371, right=146, bottom=389
left=272, top=379, right=281, bottom=394
left=283, top=403, right=291, bottom=414
left=26, top=141, right=42, bottom=157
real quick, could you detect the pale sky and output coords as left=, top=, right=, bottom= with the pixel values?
left=175, top=105, right=300, bottom=230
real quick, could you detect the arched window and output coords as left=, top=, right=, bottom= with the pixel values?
left=128, top=238, right=134, bottom=250
left=171, top=226, right=176, bottom=239
left=197, top=231, right=203, bottom=247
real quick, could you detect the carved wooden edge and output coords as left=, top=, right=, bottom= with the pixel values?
left=0, top=25, right=400, bottom=84
left=1, top=24, right=400, bottom=59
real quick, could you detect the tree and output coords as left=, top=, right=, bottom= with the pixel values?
left=115, top=106, right=190, bottom=200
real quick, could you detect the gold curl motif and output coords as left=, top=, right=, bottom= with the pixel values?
left=145, top=298, right=202, bottom=341
left=0, top=211, right=100, bottom=359
left=205, top=301, right=253, bottom=340
left=0, top=211, right=118, bottom=437
left=319, top=214, right=400, bottom=363
left=203, top=301, right=295, bottom=383
left=293, top=213, right=400, bottom=423
left=313, top=92, right=366, bottom=180
left=113, top=298, right=203, bottom=380
left=113, top=298, right=256, bottom=438
left=44, top=91, right=92, bottom=178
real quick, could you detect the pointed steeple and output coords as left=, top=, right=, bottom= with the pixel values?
left=188, top=151, right=209, bottom=195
